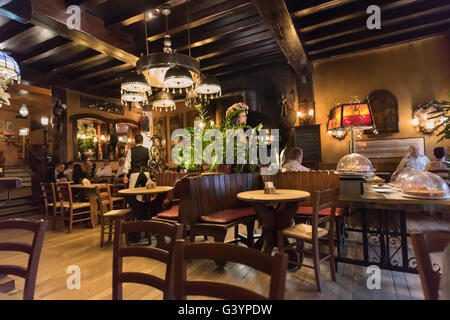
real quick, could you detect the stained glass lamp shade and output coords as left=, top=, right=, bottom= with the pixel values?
left=0, top=51, right=20, bottom=83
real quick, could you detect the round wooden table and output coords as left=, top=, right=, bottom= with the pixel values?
left=118, top=186, right=173, bottom=218
left=237, top=189, right=310, bottom=256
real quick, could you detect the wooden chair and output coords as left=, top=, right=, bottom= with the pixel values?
left=173, top=240, right=288, bottom=300
left=277, top=188, right=339, bottom=292
left=112, top=220, right=184, bottom=300
left=110, top=177, right=127, bottom=210
left=95, top=184, right=131, bottom=247
left=411, top=231, right=450, bottom=300
left=56, top=182, right=93, bottom=233
left=428, top=169, right=449, bottom=180
left=40, top=183, right=63, bottom=231
left=0, top=218, right=48, bottom=300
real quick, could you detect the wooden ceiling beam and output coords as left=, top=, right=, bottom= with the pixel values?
left=191, top=30, right=274, bottom=61
left=212, top=54, right=287, bottom=78
left=20, top=38, right=76, bottom=64
left=108, top=0, right=187, bottom=29
left=310, top=19, right=450, bottom=60
left=290, top=0, right=357, bottom=18
left=0, top=0, right=32, bottom=23
left=146, top=0, right=253, bottom=42
left=252, top=0, right=308, bottom=75
left=0, top=21, right=34, bottom=43
left=50, top=52, right=108, bottom=73
left=304, top=4, right=450, bottom=47
left=172, top=16, right=263, bottom=52
left=201, top=44, right=281, bottom=72
left=68, top=63, right=133, bottom=83
left=30, top=0, right=138, bottom=66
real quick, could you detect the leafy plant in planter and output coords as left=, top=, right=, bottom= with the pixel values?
left=430, top=98, right=450, bottom=142
left=77, top=123, right=98, bottom=155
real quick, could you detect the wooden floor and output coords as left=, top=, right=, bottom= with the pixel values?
left=0, top=215, right=425, bottom=300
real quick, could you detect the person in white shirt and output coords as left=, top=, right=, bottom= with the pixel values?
left=115, top=158, right=125, bottom=178
left=96, top=159, right=113, bottom=177
left=64, top=161, right=73, bottom=181
left=282, top=148, right=310, bottom=172
left=396, top=145, right=430, bottom=171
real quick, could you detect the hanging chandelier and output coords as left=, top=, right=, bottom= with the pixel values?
left=136, top=5, right=200, bottom=90
left=195, top=74, right=221, bottom=101
left=121, top=70, right=151, bottom=94
left=153, top=91, right=176, bottom=112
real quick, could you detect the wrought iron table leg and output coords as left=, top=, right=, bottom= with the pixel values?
left=361, top=208, right=369, bottom=264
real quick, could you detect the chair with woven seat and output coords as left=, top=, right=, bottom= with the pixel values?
left=277, top=188, right=339, bottom=292
left=173, top=240, right=288, bottom=300
left=40, top=183, right=64, bottom=231
left=56, top=182, right=93, bottom=233
left=113, top=220, right=184, bottom=300
left=0, top=218, right=48, bottom=300
left=96, top=184, right=131, bottom=247
left=411, top=230, right=450, bottom=300
left=110, top=177, right=127, bottom=210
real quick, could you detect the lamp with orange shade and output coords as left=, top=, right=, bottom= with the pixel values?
left=327, top=97, right=377, bottom=153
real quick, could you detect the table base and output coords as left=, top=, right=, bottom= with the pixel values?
left=336, top=209, right=420, bottom=274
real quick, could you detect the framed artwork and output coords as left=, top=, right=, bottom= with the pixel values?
left=354, top=137, right=425, bottom=159
left=366, top=89, right=399, bottom=135
left=5, top=121, right=14, bottom=132
left=153, top=117, right=167, bottom=162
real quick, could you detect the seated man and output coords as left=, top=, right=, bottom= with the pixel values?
left=47, top=163, right=68, bottom=183
left=396, top=145, right=430, bottom=171
left=96, top=159, right=112, bottom=178
left=115, top=158, right=125, bottom=179
left=282, top=148, right=310, bottom=172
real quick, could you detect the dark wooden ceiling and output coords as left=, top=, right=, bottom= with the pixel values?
left=0, top=0, right=448, bottom=100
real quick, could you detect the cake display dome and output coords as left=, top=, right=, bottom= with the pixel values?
left=336, top=153, right=374, bottom=176
left=390, top=167, right=422, bottom=189
left=401, top=171, right=450, bottom=199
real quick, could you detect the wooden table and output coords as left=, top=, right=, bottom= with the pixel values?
left=118, top=186, right=173, bottom=218
left=70, top=184, right=104, bottom=226
left=338, top=183, right=450, bottom=273
left=0, top=177, right=22, bottom=208
left=237, top=189, right=310, bottom=256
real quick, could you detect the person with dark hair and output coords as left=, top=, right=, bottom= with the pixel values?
left=46, top=163, right=68, bottom=183
left=282, top=148, right=310, bottom=172
left=72, top=164, right=86, bottom=184
left=425, top=146, right=448, bottom=171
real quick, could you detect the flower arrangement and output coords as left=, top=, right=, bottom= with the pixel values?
left=77, top=123, right=98, bottom=151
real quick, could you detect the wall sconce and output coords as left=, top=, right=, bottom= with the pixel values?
left=127, top=138, right=132, bottom=143
left=118, top=136, right=124, bottom=142
left=100, top=135, right=106, bottom=142
left=412, top=101, right=447, bottom=135
left=297, top=101, right=315, bottom=126
left=41, top=116, right=49, bottom=126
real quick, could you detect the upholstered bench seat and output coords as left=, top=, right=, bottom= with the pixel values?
left=156, top=205, right=179, bottom=220
left=200, top=207, right=256, bottom=224
left=296, top=206, right=345, bottom=217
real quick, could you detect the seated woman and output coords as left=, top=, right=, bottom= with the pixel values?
left=72, top=164, right=87, bottom=185
left=425, top=147, right=448, bottom=178
left=282, top=148, right=310, bottom=172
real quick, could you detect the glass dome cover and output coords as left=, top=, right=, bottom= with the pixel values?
left=401, top=171, right=450, bottom=199
left=336, top=153, right=373, bottom=176
left=390, top=167, right=422, bottom=189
